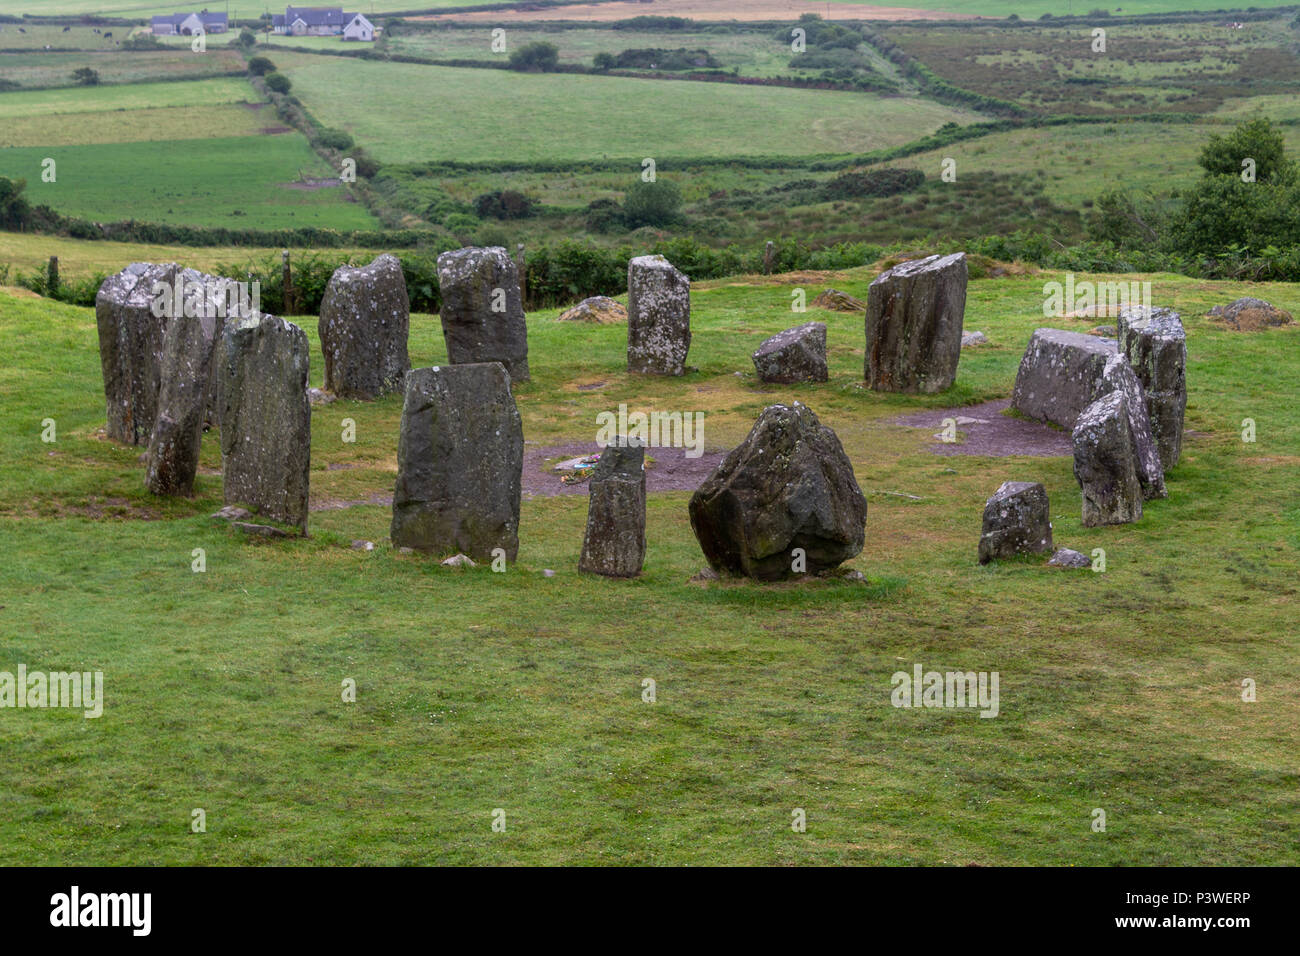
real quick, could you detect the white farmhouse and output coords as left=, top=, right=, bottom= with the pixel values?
left=342, top=13, right=374, bottom=42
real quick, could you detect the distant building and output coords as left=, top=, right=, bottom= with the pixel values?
left=342, top=13, right=374, bottom=42
left=150, top=10, right=229, bottom=36
left=272, top=7, right=366, bottom=38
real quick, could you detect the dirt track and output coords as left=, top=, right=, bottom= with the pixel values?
left=415, top=0, right=977, bottom=24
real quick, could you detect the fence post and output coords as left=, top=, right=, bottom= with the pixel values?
left=516, top=243, right=526, bottom=309
left=47, top=256, right=59, bottom=293
left=282, top=249, right=293, bottom=315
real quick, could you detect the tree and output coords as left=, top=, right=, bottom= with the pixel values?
left=264, top=72, right=291, bottom=94
left=508, top=41, right=559, bottom=72
left=248, top=56, right=276, bottom=76
left=0, top=176, right=31, bottom=229
left=622, top=179, right=683, bottom=228
left=1197, top=117, right=1295, bottom=184
left=237, top=28, right=257, bottom=48
left=72, top=67, right=99, bottom=86
left=592, top=52, right=615, bottom=71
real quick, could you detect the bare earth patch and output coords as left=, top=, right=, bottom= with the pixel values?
left=283, top=178, right=342, bottom=191
left=894, top=399, right=1072, bottom=457
left=415, top=0, right=976, bottom=23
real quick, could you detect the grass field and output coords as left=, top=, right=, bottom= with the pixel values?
left=0, top=75, right=254, bottom=117
left=0, top=46, right=246, bottom=89
left=0, top=266, right=1297, bottom=864
left=274, top=53, right=986, bottom=164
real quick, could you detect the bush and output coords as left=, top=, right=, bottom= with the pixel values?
left=121, top=33, right=163, bottom=50
left=314, top=128, right=354, bottom=151
left=443, top=212, right=482, bottom=238
left=72, top=68, right=99, bottom=86
left=584, top=198, right=626, bottom=233
left=623, top=179, right=683, bottom=228
left=248, top=56, right=276, bottom=76
left=264, top=72, right=291, bottom=94
left=472, top=190, right=538, bottom=220
left=237, top=28, right=257, bottom=48
left=610, top=48, right=720, bottom=70
left=508, top=41, right=559, bottom=72
left=593, top=52, right=615, bottom=71
left=821, top=167, right=925, bottom=200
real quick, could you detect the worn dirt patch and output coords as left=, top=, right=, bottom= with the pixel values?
left=894, top=399, right=1071, bottom=458
left=260, top=125, right=292, bottom=135
left=416, top=1, right=977, bottom=23
left=525, top=442, right=726, bottom=497
left=283, top=178, right=342, bottom=191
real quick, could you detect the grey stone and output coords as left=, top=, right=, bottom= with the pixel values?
left=144, top=307, right=222, bottom=496
left=318, top=253, right=410, bottom=399
left=557, top=296, right=626, bottom=324
left=436, top=247, right=529, bottom=382
left=961, top=330, right=989, bottom=347
left=578, top=440, right=646, bottom=578
left=441, top=553, right=477, bottom=568
left=95, top=262, right=178, bottom=445
left=865, top=252, right=966, bottom=393
left=1089, top=353, right=1166, bottom=500
left=1011, top=328, right=1118, bottom=429
left=752, top=322, right=828, bottom=384
left=351, top=540, right=375, bottom=551
left=1117, top=306, right=1186, bottom=470
left=391, top=362, right=524, bottom=561
left=1072, top=392, right=1143, bottom=527
left=977, top=481, right=1052, bottom=564
left=689, top=402, right=867, bottom=581
left=1207, top=297, right=1293, bottom=330
left=627, top=254, right=691, bottom=375
left=210, top=505, right=251, bottom=521
left=219, top=313, right=311, bottom=534
left=812, top=288, right=866, bottom=313
left=1048, top=548, right=1091, bottom=568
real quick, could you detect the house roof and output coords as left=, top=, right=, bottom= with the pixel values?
left=151, top=11, right=228, bottom=27
left=284, top=6, right=350, bottom=27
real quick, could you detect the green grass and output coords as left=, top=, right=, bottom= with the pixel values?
left=0, top=76, right=255, bottom=118
left=0, top=267, right=1297, bottom=864
left=0, top=104, right=266, bottom=147
left=0, top=136, right=379, bottom=230
left=0, top=47, right=247, bottom=89
left=274, top=53, right=987, bottom=164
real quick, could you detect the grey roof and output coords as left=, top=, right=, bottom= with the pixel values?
left=151, top=11, right=228, bottom=27
left=285, top=6, right=349, bottom=27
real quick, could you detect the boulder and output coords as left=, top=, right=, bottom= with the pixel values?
left=1048, top=548, right=1091, bottom=569
left=219, top=313, right=311, bottom=534
left=391, top=362, right=524, bottom=561
left=961, top=330, right=989, bottom=348
left=752, top=321, right=828, bottom=384
left=1089, top=353, right=1166, bottom=500
left=1207, top=297, right=1293, bottom=331
left=1117, top=306, right=1186, bottom=470
left=1072, top=392, right=1143, bottom=527
left=436, top=247, right=529, bottom=383
left=1010, top=328, right=1117, bottom=429
left=688, top=402, right=866, bottom=581
left=578, top=440, right=646, bottom=578
left=144, top=306, right=222, bottom=496
left=812, top=288, right=866, bottom=313
left=976, top=481, right=1052, bottom=565
left=557, top=296, right=627, bottom=324
left=865, top=252, right=966, bottom=393
left=627, top=254, right=691, bottom=375
left=318, top=253, right=410, bottom=399
left=95, top=262, right=178, bottom=445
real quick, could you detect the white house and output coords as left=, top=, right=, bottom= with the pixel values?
left=342, top=13, right=373, bottom=42
left=150, top=10, right=228, bottom=36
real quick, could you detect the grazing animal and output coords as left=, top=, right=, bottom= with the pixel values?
left=19, top=27, right=26, bottom=33
left=63, top=26, right=71, bottom=32
left=104, top=31, right=112, bottom=39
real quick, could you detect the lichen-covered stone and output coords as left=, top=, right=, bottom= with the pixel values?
left=436, top=247, right=529, bottom=382
left=752, top=321, right=828, bottom=384
left=578, top=440, right=646, bottom=578
left=391, top=362, right=523, bottom=561
left=1207, top=297, right=1294, bottom=331
left=1011, top=328, right=1118, bottom=428
left=145, top=308, right=221, bottom=496
left=977, top=481, right=1052, bottom=564
left=558, top=296, right=627, bottom=324
left=318, top=253, right=410, bottom=399
left=1048, top=548, right=1091, bottom=568
left=689, top=402, right=866, bottom=581
left=865, top=252, right=966, bottom=393
left=1117, top=306, right=1186, bottom=471
left=627, top=255, right=691, bottom=375
left=219, top=313, right=311, bottom=534
left=1089, top=353, right=1166, bottom=500
left=95, top=262, right=178, bottom=445
left=1072, top=392, right=1143, bottom=527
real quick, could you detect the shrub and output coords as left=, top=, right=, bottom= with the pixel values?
left=264, top=72, right=291, bottom=94
left=623, top=179, right=683, bottom=228
left=72, top=68, right=99, bottom=86
left=508, top=41, right=559, bottom=72
left=314, top=129, right=354, bottom=151
left=592, top=52, right=615, bottom=71
left=821, top=168, right=925, bottom=200
left=237, top=28, right=257, bottom=48
left=248, top=56, right=276, bottom=76
left=472, top=190, right=538, bottom=220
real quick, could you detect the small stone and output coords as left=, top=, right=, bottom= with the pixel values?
left=977, top=481, right=1053, bottom=564
left=1207, top=297, right=1293, bottom=331
left=350, top=539, right=375, bottom=551
left=961, top=330, right=988, bottom=347
left=689, top=567, right=721, bottom=583
left=231, top=521, right=292, bottom=538
left=210, top=505, right=252, bottom=521
left=1048, top=548, right=1090, bottom=568
left=307, top=387, right=336, bottom=406
left=752, top=322, right=828, bottom=384
left=812, top=288, right=866, bottom=313
left=542, top=569, right=556, bottom=578
left=440, top=553, right=477, bottom=567
left=557, top=296, right=626, bottom=324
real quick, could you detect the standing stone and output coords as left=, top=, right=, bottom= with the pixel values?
left=865, top=252, right=966, bottom=393
left=318, top=253, right=410, bottom=399
left=752, top=321, right=828, bottom=384
left=219, top=314, right=311, bottom=534
left=977, top=481, right=1052, bottom=564
left=689, top=402, right=866, bottom=581
left=145, top=306, right=222, bottom=496
left=1011, top=328, right=1118, bottom=428
left=435, top=247, right=529, bottom=383
left=391, top=362, right=523, bottom=561
left=1089, top=353, right=1165, bottom=500
left=95, top=262, right=179, bottom=445
left=627, top=254, right=691, bottom=375
left=1072, top=392, right=1143, bottom=527
left=1117, top=307, right=1186, bottom=470
left=578, top=440, right=646, bottom=578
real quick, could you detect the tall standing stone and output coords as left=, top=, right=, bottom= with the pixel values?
left=436, top=247, right=529, bottom=383
left=95, top=262, right=179, bottom=445
left=1117, top=307, right=1186, bottom=470
left=219, top=314, right=311, bottom=534
left=318, top=253, right=411, bottom=399
left=689, top=402, right=866, bottom=581
left=865, top=252, right=966, bottom=393
left=1072, top=391, right=1143, bottom=527
left=391, top=362, right=524, bottom=561
left=578, top=440, right=646, bottom=578
left=977, top=481, right=1052, bottom=564
left=627, top=255, right=691, bottom=376
left=1010, top=328, right=1118, bottom=428
left=1089, top=353, right=1165, bottom=500
left=145, top=305, right=222, bottom=496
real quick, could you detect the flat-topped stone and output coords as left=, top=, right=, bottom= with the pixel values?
left=752, top=321, right=828, bottom=384
left=436, top=246, right=529, bottom=383
left=865, top=252, right=966, bottom=394
left=1011, top=328, right=1118, bottom=429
